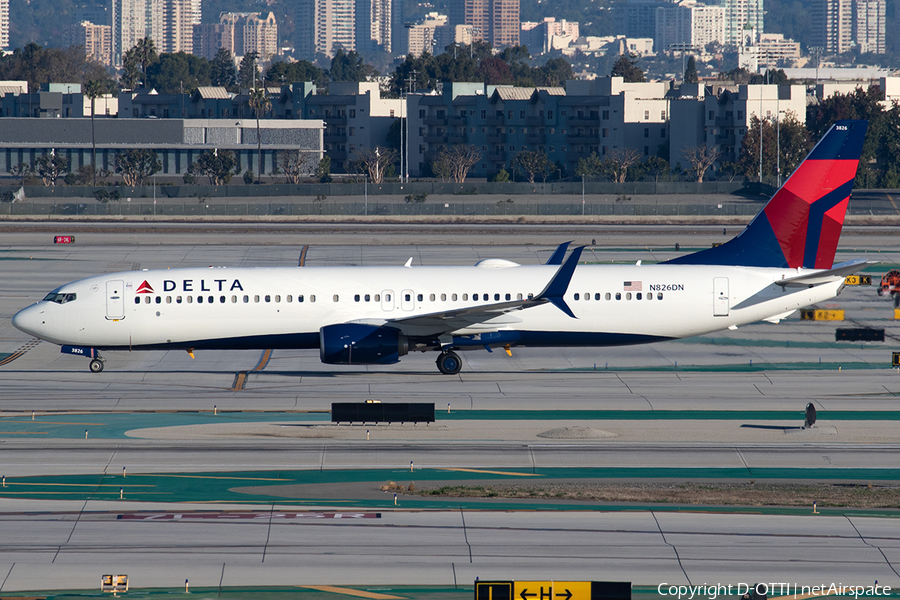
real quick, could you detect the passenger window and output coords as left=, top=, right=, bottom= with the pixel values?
left=517, top=293, right=522, bottom=300
left=254, top=295, right=260, bottom=302
left=405, top=293, right=411, bottom=302
left=463, top=293, right=468, bottom=301
left=243, top=295, right=249, bottom=303
left=208, top=296, right=213, bottom=303
left=595, top=293, right=600, bottom=300
left=187, top=296, right=193, bottom=304
left=648, top=293, right=653, bottom=300
left=605, top=293, right=611, bottom=300
left=505, top=293, right=511, bottom=300
left=430, top=293, right=435, bottom=301
left=311, top=295, right=316, bottom=302
left=527, top=293, right=534, bottom=299
left=265, top=295, right=271, bottom=303
left=383, top=294, right=388, bottom=302
left=626, top=293, right=632, bottom=300
left=441, top=293, right=446, bottom=301
left=494, top=293, right=500, bottom=301
left=636, top=292, right=642, bottom=300
left=298, top=295, right=304, bottom=302
left=166, top=296, right=172, bottom=304
left=134, top=297, right=140, bottom=304
left=198, top=296, right=204, bottom=304
left=365, top=294, right=370, bottom=302
left=354, top=294, right=361, bottom=302
left=452, top=294, right=458, bottom=301
left=417, top=293, right=423, bottom=302
left=275, top=295, right=281, bottom=303
left=584, top=292, right=590, bottom=301
left=333, top=295, right=339, bottom=302
left=155, top=296, right=161, bottom=304
left=220, top=296, right=225, bottom=303
left=287, top=295, right=292, bottom=303
left=574, top=293, right=580, bottom=300
left=177, top=296, right=183, bottom=304
left=232, top=295, right=237, bottom=303
left=374, top=294, right=380, bottom=301
left=615, top=293, right=621, bottom=300
left=657, top=293, right=663, bottom=300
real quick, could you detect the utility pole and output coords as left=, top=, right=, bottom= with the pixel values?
left=405, top=71, right=418, bottom=183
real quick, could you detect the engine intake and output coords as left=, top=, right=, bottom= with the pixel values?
left=319, top=324, right=408, bottom=365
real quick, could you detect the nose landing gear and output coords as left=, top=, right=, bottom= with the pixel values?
left=89, top=357, right=105, bottom=373
left=436, top=350, right=462, bottom=375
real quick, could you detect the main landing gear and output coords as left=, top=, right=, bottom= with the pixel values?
left=435, top=350, right=462, bottom=375
left=89, top=357, right=105, bottom=373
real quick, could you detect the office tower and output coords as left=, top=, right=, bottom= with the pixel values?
left=193, top=22, right=233, bottom=59
left=67, top=20, right=114, bottom=65
left=853, top=0, right=885, bottom=54
left=811, top=0, right=852, bottom=53
left=614, top=1, right=663, bottom=39
left=161, top=0, right=193, bottom=53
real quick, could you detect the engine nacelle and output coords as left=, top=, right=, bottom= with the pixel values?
left=319, top=324, right=408, bottom=365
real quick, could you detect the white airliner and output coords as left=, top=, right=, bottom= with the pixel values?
left=12, top=120, right=869, bottom=375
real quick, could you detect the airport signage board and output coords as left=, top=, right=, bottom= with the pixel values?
left=475, top=581, right=630, bottom=600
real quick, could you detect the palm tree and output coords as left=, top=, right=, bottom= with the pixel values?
left=83, top=80, right=105, bottom=186
left=134, top=37, right=158, bottom=87
left=248, top=87, right=271, bottom=184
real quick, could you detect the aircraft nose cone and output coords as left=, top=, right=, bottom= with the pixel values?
left=12, top=305, right=43, bottom=337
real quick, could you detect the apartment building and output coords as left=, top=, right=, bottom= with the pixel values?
left=812, top=0, right=852, bottom=54
left=655, top=2, right=725, bottom=52
left=448, top=0, right=520, bottom=49
left=716, top=0, right=764, bottom=46
left=67, top=21, right=114, bottom=66
left=161, top=0, right=194, bottom=54
left=406, top=78, right=670, bottom=178
left=0, top=0, right=9, bottom=52
left=853, top=0, right=885, bottom=54
left=520, top=18, right=579, bottom=54
left=405, top=13, right=448, bottom=56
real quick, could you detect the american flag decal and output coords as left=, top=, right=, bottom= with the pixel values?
left=624, top=281, right=642, bottom=291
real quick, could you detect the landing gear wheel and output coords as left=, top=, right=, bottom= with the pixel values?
left=89, top=359, right=104, bottom=373
left=436, top=351, right=462, bottom=375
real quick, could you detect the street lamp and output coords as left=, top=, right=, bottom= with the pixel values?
left=582, top=174, right=585, bottom=216
left=364, top=172, right=368, bottom=216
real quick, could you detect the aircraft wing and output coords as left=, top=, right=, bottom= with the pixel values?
left=352, top=246, right=585, bottom=338
left=774, top=259, right=873, bottom=288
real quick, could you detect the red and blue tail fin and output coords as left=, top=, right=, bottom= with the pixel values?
left=667, top=120, right=868, bottom=269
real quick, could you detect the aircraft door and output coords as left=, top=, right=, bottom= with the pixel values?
left=401, top=289, right=415, bottom=311
left=381, top=290, right=394, bottom=312
left=713, top=277, right=729, bottom=316
left=106, top=280, right=125, bottom=320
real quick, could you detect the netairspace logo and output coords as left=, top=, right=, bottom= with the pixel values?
left=657, top=583, right=892, bottom=600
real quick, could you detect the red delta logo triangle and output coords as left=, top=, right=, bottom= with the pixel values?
left=136, top=280, right=154, bottom=294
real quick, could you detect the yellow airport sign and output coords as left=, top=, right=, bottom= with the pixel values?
left=475, top=581, right=630, bottom=600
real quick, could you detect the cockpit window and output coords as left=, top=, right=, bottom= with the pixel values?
left=43, top=292, right=77, bottom=304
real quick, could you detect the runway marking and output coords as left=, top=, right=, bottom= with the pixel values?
left=0, top=338, right=41, bottom=367
left=302, top=585, right=406, bottom=600
left=0, top=432, right=49, bottom=435
left=0, top=421, right=105, bottom=426
left=254, top=348, right=273, bottom=371
left=887, top=194, right=900, bottom=216
left=231, top=371, right=247, bottom=391
left=299, top=245, right=309, bottom=266
left=440, top=468, right=542, bottom=477
left=2, top=483, right=154, bottom=487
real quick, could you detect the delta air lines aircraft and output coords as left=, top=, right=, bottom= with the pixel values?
left=12, top=120, right=869, bottom=375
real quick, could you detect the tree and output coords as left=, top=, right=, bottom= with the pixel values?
left=120, top=51, right=142, bottom=89
left=444, top=145, right=481, bottom=183
left=611, top=53, right=645, bottom=83
left=35, top=152, right=68, bottom=186
left=190, top=149, right=238, bottom=185
left=265, top=60, right=327, bottom=88
left=738, top=113, right=811, bottom=182
left=10, top=162, right=32, bottom=187
left=352, top=146, right=398, bottom=184
left=431, top=152, right=452, bottom=182
left=315, top=156, right=332, bottom=183
left=278, top=151, right=319, bottom=184
left=83, top=79, right=105, bottom=186
left=0, top=43, right=113, bottom=91
left=631, top=155, right=670, bottom=182
left=248, top=87, right=272, bottom=183
left=210, top=48, right=237, bottom=89
left=514, top=150, right=553, bottom=183
left=238, top=52, right=259, bottom=89
left=330, top=49, right=378, bottom=82
left=577, top=150, right=640, bottom=183
left=124, top=37, right=158, bottom=87
left=145, top=52, right=212, bottom=94
left=684, top=55, right=698, bottom=84
left=114, top=149, right=161, bottom=186
left=682, top=145, right=721, bottom=182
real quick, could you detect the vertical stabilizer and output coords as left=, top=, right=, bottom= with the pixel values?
left=667, top=120, right=868, bottom=268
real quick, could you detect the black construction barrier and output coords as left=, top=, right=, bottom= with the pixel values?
left=331, top=402, right=435, bottom=424
left=836, top=328, right=885, bottom=342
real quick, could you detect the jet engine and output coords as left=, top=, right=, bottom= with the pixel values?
left=319, top=324, right=408, bottom=365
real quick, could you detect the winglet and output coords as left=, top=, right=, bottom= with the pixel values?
left=404, top=257, right=413, bottom=268
left=537, top=245, right=584, bottom=318
left=546, top=241, right=572, bottom=265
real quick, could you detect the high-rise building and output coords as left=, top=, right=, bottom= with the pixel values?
left=162, top=0, right=194, bottom=53
left=67, top=21, right=113, bottom=65
left=296, top=0, right=389, bottom=59
left=812, top=0, right=852, bottom=54
left=521, top=18, right=579, bottom=54
left=448, top=0, right=519, bottom=48
left=614, top=1, right=664, bottom=39
left=713, top=0, right=763, bottom=46
left=190, top=0, right=202, bottom=24
left=239, top=12, right=278, bottom=59
left=405, top=12, right=447, bottom=56
left=193, top=23, right=233, bottom=59
left=853, top=0, right=885, bottom=54
left=655, top=2, right=725, bottom=52
left=112, top=0, right=145, bottom=65
left=0, top=0, right=9, bottom=51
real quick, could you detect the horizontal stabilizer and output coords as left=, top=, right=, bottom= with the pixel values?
left=775, top=259, right=872, bottom=287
